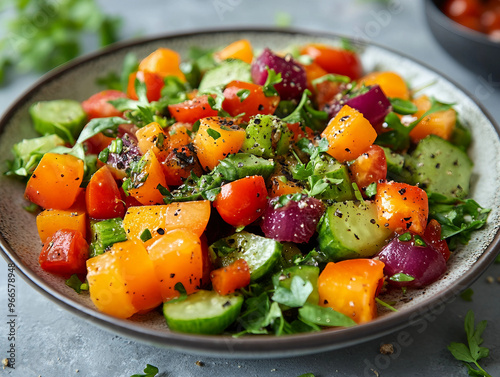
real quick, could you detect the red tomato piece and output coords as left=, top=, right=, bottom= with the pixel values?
left=213, top=176, right=268, bottom=227
left=300, top=44, right=363, bottom=80
left=222, top=80, right=279, bottom=122
left=211, top=259, right=251, bottom=295
left=81, top=90, right=127, bottom=120
left=86, top=166, right=125, bottom=219
left=39, top=229, right=89, bottom=276
left=349, top=144, right=387, bottom=190
left=168, top=95, right=218, bottom=124
left=127, top=71, right=164, bottom=102
left=423, top=219, right=451, bottom=261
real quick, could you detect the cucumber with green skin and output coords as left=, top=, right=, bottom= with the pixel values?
left=407, top=135, right=473, bottom=199
left=317, top=201, right=392, bottom=261
left=311, top=154, right=355, bottom=201
left=241, top=114, right=293, bottom=158
left=210, top=231, right=282, bottom=281
left=217, top=153, right=275, bottom=180
left=163, top=290, right=243, bottom=334
left=29, top=100, right=87, bottom=143
left=198, top=59, right=251, bottom=92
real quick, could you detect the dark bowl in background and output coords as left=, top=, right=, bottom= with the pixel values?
left=425, top=0, right=500, bottom=80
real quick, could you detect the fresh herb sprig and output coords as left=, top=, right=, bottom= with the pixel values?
left=448, top=310, right=492, bottom=377
left=130, top=364, right=159, bottom=377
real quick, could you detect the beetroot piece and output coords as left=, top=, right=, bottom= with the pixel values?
left=261, top=195, right=325, bottom=243
left=376, top=234, right=447, bottom=288
left=251, top=48, right=307, bottom=100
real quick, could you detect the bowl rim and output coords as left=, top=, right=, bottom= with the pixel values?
left=1, top=27, right=500, bottom=357
left=425, top=0, right=500, bottom=47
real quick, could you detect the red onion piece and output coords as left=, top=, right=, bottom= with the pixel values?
left=261, top=195, right=325, bottom=243
left=376, top=234, right=447, bottom=288
left=251, top=48, right=307, bottom=100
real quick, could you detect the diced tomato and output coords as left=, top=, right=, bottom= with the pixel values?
left=39, top=229, right=89, bottom=276
left=210, top=259, right=251, bottom=295
left=424, top=219, right=451, bottom=261
left=86, top=166, right=125, bottom=219
left=81, top=90, right=127, bottom=120
left=214, top=176, right=268, bottom=227
left=222, top=81, right=279, bottom=122
left=127, top=71, right=164, bottom=102
left=349, top=144, right=387, bottom=189
left=168, top=95, right=218, bottom=124
left=300, top=44, right=363, bottom=80
left=375, top=181, right=429, bottom=235
left=287, top=122, right=314, bottom=142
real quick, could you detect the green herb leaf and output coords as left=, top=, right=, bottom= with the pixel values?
left=389, top=98, right=418, bottom=115
left=65, top=275, right=88, bottom=294
left=207, top=128, right=221, bottom=140
left=272, top=276, right=313, bottom=308
left=166, top=283, right=188, bottom=304
left=365, top=182, right=377, bottom=198
left=282, top=89, right=311, bottom=124
left=398, top=232, right=412, bottom=242
left=298, top=303, right=357, bottom=327
left=312, top=73, right=351, bottom=89
left=352, top=182, right=364, bottom=202
left=236, top=89, right=251, bottom=102
left=140, top=229, right=152, bottom=243
left=375, top=297, right=398, bottom=312
left=76, top=117, right=129, bottom=144
left=263, top=68, right=283, bottom=97
left=274, top=193, right=304, bottom=209
left=460, top=288, right=474, bottom=302
left=389, top=273, right=415, bottom=282
left=130, top=363, right=159, bottom=377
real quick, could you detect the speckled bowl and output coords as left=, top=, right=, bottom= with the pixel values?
left=0, top=29, right=499, bottom=358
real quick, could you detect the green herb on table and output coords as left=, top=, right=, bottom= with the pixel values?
left=0, top=0, right=121, bottom=85
left=460, top=288, right=474, bottom=302
left=130, top=364, right=159, bottom=377
left=447, top=310, right=492, bottom=377
left=65, top=274, right=89, bottom=294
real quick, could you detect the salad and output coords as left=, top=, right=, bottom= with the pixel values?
left=6, top=38, right=490, bottom=336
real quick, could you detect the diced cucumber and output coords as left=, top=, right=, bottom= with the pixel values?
left=381, top=146, right=404, bottom=176
left=241, top=115, right=293, bottom=158
left=317, top=201, right=392, bottom=261
left=163, top=290, right=243, bottom=335
left=311, top=154, right=354, bottom=201
left=89, top=218, right=128, bottom=258
left=29, top=100, right=87, bottom=143
left=408, top=135, right=473, bottom=199
left=198, top=59, right=251, bottom=92
left=210, top=231, right=282, bottom=281
left=278, top=242, right=303, bottom=269
left=273, top=265, right=320, bottom=306
left=216, top=153, right=275, bottom=180
left=449, top=119, right=471, bottom=152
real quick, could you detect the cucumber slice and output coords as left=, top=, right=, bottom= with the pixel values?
left=241, top=115, right=293, bottom=158
left=198, top=59, right=251, bottom=92
left=29, top=100, right=87, bottom=143
left=217, top=153, right=275, bottom=180
left=89, top=218, right=128, bottom=258
left=273, top=265, right=320, bottom=306
left=317, top=201, right=392, bottom=261
left=163, top=290, right=243, bottom=334
left=408, top=135, right=473, bottom=199
left=210, top=231, right=282, bottom=281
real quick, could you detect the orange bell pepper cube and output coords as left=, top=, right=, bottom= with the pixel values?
left=359, top=71, right=410, bottom=100
left=268, top=174, right=303, bottom=198
left=36, top=209, right=87, bottom=244
left=86, top=240, right=162, bottom=318
left=39, top=229, right=89, bottom=276
left=375, top=181, right=429, bottom=235
left=123, top=200, right=211, bottom=241
left=193, top=116, right=246, bottom=171
left=138, top=47, right=186, bottom=81
left=25, top=153, right=84, bottom=210
left=318, top=259, right=385, bottom=324
left=147, top=229, right=204, bottom=301
left=409, top=95, right=456, bottom=143
left=135, top=121, right=168, bottom=156
left=215, top=39, right=253, bottom=64
left=321, top=105, right=377, bottom=163
left=126, top=150, right=168, bottom=205
left=211, top=259, right=251, bottom=295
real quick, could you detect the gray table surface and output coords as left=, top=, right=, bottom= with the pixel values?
left=1, top=1, right=500, bottom=376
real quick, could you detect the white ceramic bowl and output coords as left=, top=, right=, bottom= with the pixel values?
left=0, top=29, right=499, bottom=357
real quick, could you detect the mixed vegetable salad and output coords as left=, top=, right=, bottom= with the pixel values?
left=6, top=38, right=491, bottom=335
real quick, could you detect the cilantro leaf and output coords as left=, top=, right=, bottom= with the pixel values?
left=130, top=364, right=159, bottom=377
left=388, top=273, right=415, bottom=282
left=282, top=89, right=312, bottom=124
left=389, top=98, right=418, bottom=115
left=272, top=276, right=313, bottom=308
left=460, top=288, right=474, bottom=302
left=298, top=303, right=356, bottom=327
left=207, top=128, right=221, bottom=140
left=65, top=275, right=88, bottom=294
left=76, top=116, right=129, bottom=144
left=263, top=68, right=283, bottom=97
left=236, top=89, right=251, bottom=102
left=448, top=311, right=492, bottom=377
left=311, top=73, right=351, bottom=89
left=165, top=283, right=188, bottom=304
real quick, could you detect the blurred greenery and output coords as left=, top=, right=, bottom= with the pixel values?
left=0, top=0, right=122, bottom=85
